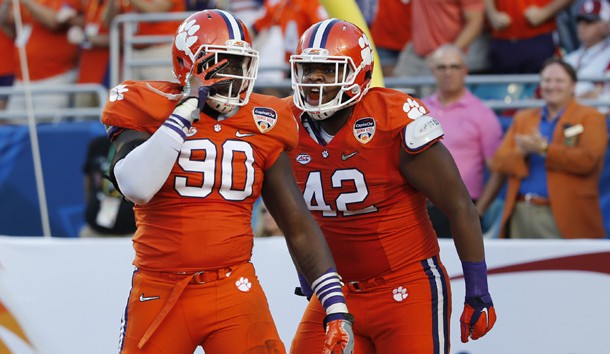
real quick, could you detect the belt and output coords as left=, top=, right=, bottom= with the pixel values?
left=137, top=267, right=232, bottom=348
left=517, top=193, right=550, bottom=206
left=347, top=276, right=386, bottom=292
left=138, top=268, right=233, bottom=284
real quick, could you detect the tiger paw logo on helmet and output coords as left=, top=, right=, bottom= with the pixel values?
left=359, top=34, right=373, bottom=67
left=174, top=19, right=200, bottom=60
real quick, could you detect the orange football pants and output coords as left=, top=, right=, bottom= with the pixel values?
left=290, top=255, right=452, bottom=354
left=119, top=262, right=285, bottom=354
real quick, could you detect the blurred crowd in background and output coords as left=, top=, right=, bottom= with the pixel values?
left=0, top=0, right=609, bottom=239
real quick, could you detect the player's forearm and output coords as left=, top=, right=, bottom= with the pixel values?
left=449, top=203, right=486, bottom=262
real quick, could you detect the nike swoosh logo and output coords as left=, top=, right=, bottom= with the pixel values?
left=341, top=151, right=358, bottom=160
left=236, top=131, right=255, bottom=138
left=481, top=307, right=489, bottom=327
left=139, top=294, right=160, bottom=302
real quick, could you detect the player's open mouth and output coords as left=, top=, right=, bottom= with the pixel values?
left=306, top=88, right=321, bottom=105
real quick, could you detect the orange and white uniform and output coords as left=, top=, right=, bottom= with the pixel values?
left=102, top=80, right=296, bottom=353
left=287, top=88, right=452, bottom=354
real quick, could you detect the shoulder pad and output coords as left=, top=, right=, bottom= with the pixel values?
left=403, top=114, right=444, bottom=152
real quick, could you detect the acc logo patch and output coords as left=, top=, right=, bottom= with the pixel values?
left=353, top=117, right=376, bottom=144
left=253, top=107, right=278, bottom=133
left=295, top=153, right=311, bottom=165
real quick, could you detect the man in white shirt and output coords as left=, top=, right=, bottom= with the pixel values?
left=564, top=0, right=610, bottom=102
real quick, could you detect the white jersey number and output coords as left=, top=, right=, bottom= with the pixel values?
left=175, top=139, right=255, bottom=201
left=303, top=168, right=377, bottom=217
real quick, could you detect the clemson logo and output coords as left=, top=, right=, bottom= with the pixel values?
left=109, top=85, right=128, bottom=102
left=358, top=34, right=373, bottom=67
left=174, top=19, right=200, bottom=61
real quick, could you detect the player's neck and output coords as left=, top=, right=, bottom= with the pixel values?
left=320, top=106, right=353, bottom=136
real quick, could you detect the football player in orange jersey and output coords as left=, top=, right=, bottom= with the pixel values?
left=102, top=10, right=353, bottom=354
left=286, top=19, right=497, bottom=353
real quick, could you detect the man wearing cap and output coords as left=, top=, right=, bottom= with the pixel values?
left=564, top=0, right=610, bottom=103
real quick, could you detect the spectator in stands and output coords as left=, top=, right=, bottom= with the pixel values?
left=365, top=0, right=412, bottom=77
left=104, top=0, right=185, bottom=82
left=68, top=0, right=111, bottom=107
left=0, top=1, right=15, bottom=111
left=485, top=0, right=573, bottom=74
left=556, top=0, right=588, bottom=54
left=491, top=58, right=608, bottom=239
left=393, top=0, right=485, bottom=78
left=251, top=0, right=328, bottom=79
left=253, top=200, right=282, bottom=237
left=422, top=44, right=504, bottom=238
left=79, top=136, right=136, bottom=237
left=564, top=0, right=610, bottom=102
left=0, top=0, right=81, bottom=111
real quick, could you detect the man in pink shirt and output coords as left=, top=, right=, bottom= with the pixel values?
left=422, top=45, right=504, bottom=238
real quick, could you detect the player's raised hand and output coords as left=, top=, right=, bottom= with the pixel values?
left=183, top=50, right=234, bottom=106
left=460, top=293, right=496, bottom=343
left=323, top=313, right=354, bottom=354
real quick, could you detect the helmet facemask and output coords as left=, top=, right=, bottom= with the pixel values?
left=291, top=50, right=362, bottom=120
left=187, top=43, right=259, bottom=114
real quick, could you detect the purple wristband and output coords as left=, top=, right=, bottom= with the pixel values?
left=298, top=273, right=313, bottom=298
left=311, top=268, right=347, bottom=314
left=462, top=260, right=489, bottom=298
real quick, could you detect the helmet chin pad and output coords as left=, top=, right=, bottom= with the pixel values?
left=296, top=84, right=361, bottom=120
left=206, top=94, right=240, bottom=114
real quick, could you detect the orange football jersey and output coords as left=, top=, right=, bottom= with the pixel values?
left=15, top=0, right=80, bottom=80
left=0, top=28, right=14, bottom=77
left=253, top=0, right=327, bottom=62
left=102, top=81, right=298, bottom=272
left=287, top=87, right=440, bottom=282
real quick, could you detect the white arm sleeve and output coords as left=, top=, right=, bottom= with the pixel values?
left=114, top=99, right=199, bottom=205
left=114, top=125, right=183, bottom=205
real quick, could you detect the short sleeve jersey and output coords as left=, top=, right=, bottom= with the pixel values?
left=491, top=0, right=557, bottom=40
left=287, top=88, right=441, bottom=282
left=16, top=0, right=80, bottom=80
left=102, top=81, right=298, bottom=272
